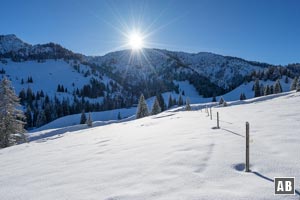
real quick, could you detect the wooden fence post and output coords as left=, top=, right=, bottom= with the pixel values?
left=245, top=122, right=250, bottom=172
left=217, top=112, right=220, bottom=129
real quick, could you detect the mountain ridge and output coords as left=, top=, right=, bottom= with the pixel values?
left=0, top=34, right=299, bottom=129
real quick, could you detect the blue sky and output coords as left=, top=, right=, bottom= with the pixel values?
left=0, top=0, right=299, bottom=65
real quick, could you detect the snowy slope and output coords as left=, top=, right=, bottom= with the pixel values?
left=0, top=59, right=116, bottom=103
left=31, top=78, right=292, bottom=131
left=0, top=92, right=299, bottom=200
left=34, top=107, right=136, bottom=131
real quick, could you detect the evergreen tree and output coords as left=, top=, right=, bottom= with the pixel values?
left=40, top=90, right=44, bottom=98
left=296, top=79, right=300, bottom=92
left=44, top=103, right=52, bottom=123
left=284, top=76, right=289, bottom=84
left=80, top=110, right=87, bottom=124
left=168, top=94, right=173, bottom=109
left=260, top=83, right=264, bottom=96
left=240, top=93, right=246, bottom=100
left=274, top=80, right=283, bottom=94
left=264, top=85, right=270, bottom=96
left=36, top=91, right=40, bottom=101
left=57, top=84, right=61, bottom=92
left=117, top=112, right=122, bottom=120
left=18, top=89, right=26, bottom=105
left=185, top=97, right=191, bottom=111
left=172, top=98, right=177, bottom=107
left=26, top=87, right=33, bottom=105
left=86, top=113, right=93, bottom=127
left=0, top=78, right=27, bottom=148
left=219, top=97, right=224, bottom=105
left=25, top=106, right=33, bottom=129
left=178, top=94, right=183, bottom=106
left=151, top=96, right=161, bottom=115
left=136, top=94, right=149, bottom=119
left=156, top=93, right=166, bottom=111
left=36, top=111, right=46, bottom=128
left=270, top=85, right=274, bottom=94
left=254, top=79, right=261, bottom=97
left=212, top=95, right=216, bottom=102
left=290, top=77, right=298, bottom=91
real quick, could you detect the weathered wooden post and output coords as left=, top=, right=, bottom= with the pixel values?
left=245, top=122, right=250, bottom=172
left=210, top=107, right=212, bottom=120
left=217, top=112, right=220, bottom=129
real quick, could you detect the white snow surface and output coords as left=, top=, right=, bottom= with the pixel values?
left=0, top=59, right=116, bottom=103
left=0, top=91, right=299, bottom=200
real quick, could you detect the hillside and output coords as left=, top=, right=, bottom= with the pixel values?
left=0, top=34, right=299, bottom=130
left=0, top=91, right=299, bottom=200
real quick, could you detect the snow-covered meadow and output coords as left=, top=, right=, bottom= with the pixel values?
left=0, top=91, right=299, bottom=200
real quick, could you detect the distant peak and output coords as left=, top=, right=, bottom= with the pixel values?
left=0, top=34, right=31, bottom=54
left=0, top=34, right=18, bottom=39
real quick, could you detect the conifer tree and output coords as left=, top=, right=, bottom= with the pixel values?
left=185, top=97, right=191, bottom=111
left=212, top=95, right=216, bottom=102
left=290, top=77, right=298, bottom=91
left=254, top=79, right=261, bottom=97
left=36, top=111, right=46, bottom=128
left=274, top=79, right=283, bottom=94
left=86, top=113, right=93, bottom=127
left=172, top=98, right=177, bottom=107
left=25, top=106, right=33, bottom=129
left=18, top=89, right=26, bottom=105
left=264, top=85, right=270, bottom=96
left=151, top=96, right=161, bottom=115
left=156, top=93, right=165, bottom=111
left=270, top=85, right=274, bottom=94
left=80, top=110, right=87, bottom=124
left=285, top=76, right=289, bottom=84
left=117, top=112, right=122, bottom=120
left=168, top=94, right=173, bottom=109
left=0, top=78, right=27, bottom=148
left=136, top=94, right=149, bottom=119
left=178, top=94, right=183, bottom=106
left=239, top=93, right=244, bottom=100
left=26, top=87, right=33, bottom=105
left=219, top=97, right=224, bottom=105
left=296, top=79, right=300, bottom=92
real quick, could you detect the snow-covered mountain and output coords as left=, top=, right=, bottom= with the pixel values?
left=0, top=34, right=299, bottom=129
left=88, top=49, right=266, bottom=90
left=0, top=34, right=30, bottom=53
left=0, top=34, right=83, bottom=60
left=1, top=91, right=299, bottom=200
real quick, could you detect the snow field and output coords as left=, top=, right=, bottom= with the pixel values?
left=0, top=92, right=299, bottom=199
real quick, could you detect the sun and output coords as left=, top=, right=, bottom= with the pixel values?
left=128, top=32, right=144, bottom=50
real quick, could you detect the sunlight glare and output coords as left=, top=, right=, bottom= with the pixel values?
left=128, top=32, right=144, bottom=50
